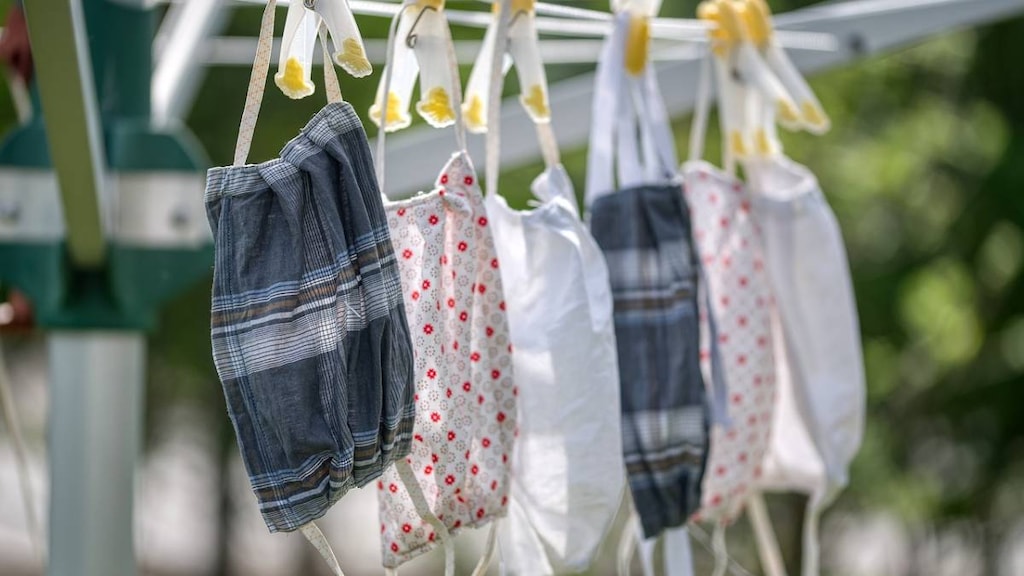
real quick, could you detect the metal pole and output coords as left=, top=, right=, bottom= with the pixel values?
left=48, top=331, right=145, bottom=576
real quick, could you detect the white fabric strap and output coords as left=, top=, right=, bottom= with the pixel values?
left=616, top=511, right=638, bottom=576
left=801, top=504, right=822, bottom=576
left=663, top=526, right=695, bottom=576
left=441, top=14, right=468, bottom=153
left=484, top=0, right=513, bottom=198
left=535, top=120, right=561, bottom=169
left=636, top=61, right=677, bottom=180
left=711, top=522, right=729, bottom=576
left=299, top=522, right=346, bottom=576
left=0, top=343, right=42, bottom=566
left=470, top=522, right=499, bottom=576
left=688, top=47, right=712, bottom=163
left=747, top=493, right=789, bottom=576
left=584, top=11, right=627, bottom=207
left=318, top=23, right=344, bottom=105
left=233, top=0, right=279, bottom=166
left=396, top=460, right=455, bottom=576
left=616, top=86, right=643, bottom=190
left=636, top=529, right=657, bottom=576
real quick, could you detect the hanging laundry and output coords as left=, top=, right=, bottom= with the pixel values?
left=372, top=7, right=516, bottom=574
left=465, top=5, right=626, bottom=572
left=206, top=0, right=414, bottom=543
left=684, top=0, right=778, bottom=529
left=585, top=10, right=712, bottom=542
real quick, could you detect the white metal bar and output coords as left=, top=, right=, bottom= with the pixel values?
left=48, top=332, right=146, bottom=576
left=379, top=0, right=1024, bottom=197
left=152, top=0, right=231, bottom=127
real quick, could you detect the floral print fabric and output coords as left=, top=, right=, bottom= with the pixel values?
left=377, top=151, right=516, bottom=568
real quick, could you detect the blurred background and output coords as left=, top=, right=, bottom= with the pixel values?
left=2, top=0, right=1024, bottom=574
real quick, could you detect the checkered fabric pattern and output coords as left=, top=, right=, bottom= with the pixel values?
left=205, top=102, right=416, bottom=533
left=589, top=183, right=709, bottom=539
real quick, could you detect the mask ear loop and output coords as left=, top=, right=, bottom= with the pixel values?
left=484, top=0, right=513, bottom=199
left=688, top=44, right=712, bottom=164
left=233, top=0, right=279, bottom=167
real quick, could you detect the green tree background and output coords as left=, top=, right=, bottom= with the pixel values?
left=2, top=0, right=1024, bottom=574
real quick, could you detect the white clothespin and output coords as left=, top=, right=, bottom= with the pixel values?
left=370, top=0, right=460, bottom=131
left=745, top=0, right=830, bottom=133
left=275, top=0, right=371, bottom=99
left=698, top=0, right=748, bottom=169
left=464, top=0, right=552, bottom=133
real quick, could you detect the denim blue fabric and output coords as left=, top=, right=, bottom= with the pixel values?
left=589, top=183, right=709, bottom=539
left=205, top=102, right=416, bottom=533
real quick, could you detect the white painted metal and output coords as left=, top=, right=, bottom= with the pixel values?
left=0, top=170, right=65, bottom=242
left=378, top=0, right=1024, bottom=197
left=113, top=173, right=211, bottom=248
left=48, top=332, right=146, bottom=576
left=152, top=0, right=230, bottom=127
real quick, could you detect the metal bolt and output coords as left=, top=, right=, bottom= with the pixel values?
left=303, top=0, right=316, bottom=9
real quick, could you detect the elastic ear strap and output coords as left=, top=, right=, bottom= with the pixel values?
left=441, top=17, right=468, bottom=153
left=469, top=522, right=499, bottom=576
left=689, top=47, right=712, bottom=163
left=484, top=0, right=513, bottom=198
left=747, top=493, right=789, bottom=576
left=375, top=8, right=408, bottom=191
left=299, top=522, right=347, bottom=576
left=584, top=11, right=627, bottom=208
left=233, top=0, right=278, bottom=166
left=395, top=460, right=455, bottom=576
left=318, top=23, right=343, bottom=104
left=0, top=342, right=42, bottom=566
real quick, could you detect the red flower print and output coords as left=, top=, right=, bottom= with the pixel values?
left=748, top=414, right=758, bottom=426
left=477, top=284, right=486, bottom=294
left=476, top=508, right=485, bottom=519
left=432, top=453, right=439, bottom=463
left=499, top=301, right=506, bottom=311
left=441, top=174, right=449, bottom=184
left=397, top=208, right=406, bottom=216
left=445, top=475, right=455, bottom=485
left=757, top=336, right=768, bottom=348
left=430, top=412, right=441, bottom=422
left=429, top=214, right=439, bottom=225
left=711, top=494, right=723, bottom=506
left=754, top=466, right=763, bottom=478
left=402, top=249, right=413, bottom=259
left=402, top=523, right=412, bottom=533
left=491, top=480, right=498, bottom=491
left=482, top=437, right=491, bottom=448
left=737, top=354, right=747, bottom=365
left=741, top=200, right=751, bottom=213
left=497, top=412, right=506, bottom=423
left=453, top=340, right=460, bottom=350
left=423, top=324, right=434, bottom=335
left=414, top=433, right=423, bottom=442
left=738, top=316, right=748, bottom=327
left=464, top=175, right=474, bottom=186
left=465, top=450, right=471, bottom=460
left=698, top=171, right=708, bottom=180
left=731, top=393, right=743, bottom=405
left=470, top=352, right=481, bottom=362
left=460, top=311, right=469, bottom=322
left=723, top=256, right=733, bottom=268
left=716, top=466, right=727, bottom=476
left=424, top=465, right=433, bottom=475
left=513, top=386, right=518, bottom=396
left=391, top=542, right=399, bottom=553
left=458, top=241, right=468, bottom=252
left=463, top=382, right=471, bottom=392
left=720, top=217, right=729, bottom=228
left=377, top=480, right=384, bottom=490
left=739, top=276, right=749, bottom=287
left=389, top=483, right=398, bottom=493
left=754, top=375, right=763, bottom=386
left=478, top=394, right=485, bottom=405
left=422, top=279, right=431, bottom=290
left=478, top=216, right=488, bottom=227
left=428, top=532, right=436, bottom=542
left=447, top=298, right=456, bottom=308
left=719, top=333, right=729, bottom=344
left=381, top=523, right=386, bottom=533
left=446, top=388, right=452, bottom=398
left=501, top=496, right=508, bottom=506
left=448, top=430, right=456, bottom=441
left=738, top=452, right=748, bottom=463
left=502, top=454, right=508, bottom=463
left=414, top=394, right=419, bottom=402
left=471, top=465, right=479, bottom=475
left=440, top=255, right=448, bottom=265
left=491, top=369, right=501, bottom=380
left=453, top=520, right=462, bottom=529
left=411, top=291, right=420, bottom=301
left=709, top=193, right=718, bottom=204
left=491, top=259, right=499, bottom=270
left=720, top=296, right=730, bottom=307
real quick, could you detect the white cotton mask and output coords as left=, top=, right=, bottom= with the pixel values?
left=487, top=165, right=625, bottom=575
left=744, top=153, right=866, bottom=576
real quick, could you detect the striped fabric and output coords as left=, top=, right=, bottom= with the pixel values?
left=205, top=102, right=416, bottom=533
left=589, top=183, right=709, bottom=539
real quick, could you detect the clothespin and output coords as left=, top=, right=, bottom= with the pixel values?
left=612, top=0, right=662, bottom=76
left=463, top=0, right=550, bottom=133
left=698, top=0, right=749, bottom=163
left=275, top=0, right=371, bottom=99
left=369, top=0, right=460, bottom=131
left=744, top=0, right=830, bottom=133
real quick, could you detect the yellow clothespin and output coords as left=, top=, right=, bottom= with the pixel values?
left=613, top=0, right=661, bottom=76
left=463, top=0, right=550, bottom=133
left=275, top=0, right=371, bottom=99
left=744, top=0, right=830, bottom=133
left=370, top=0, right=459, bottom=131
left=698, top=0, right=749, bottom=161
